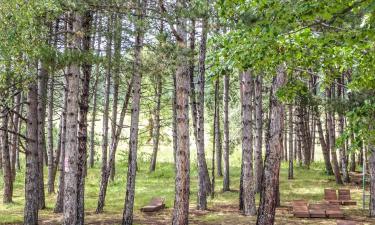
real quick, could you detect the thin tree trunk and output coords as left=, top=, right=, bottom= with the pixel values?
left=315, top=111, right=334, bottom=175
left=189, top=19, right=198, bottom=151
left=254, top=75, right=263, bottom=192
left=110, top=14, right=122, bottom=181
left=369, top=143, right=375, bottom=217
left=326, top=87, right=343, bottom=185
left=223, top=73, right=230, bottom=192
left=337, top=76, right=349, bottom=183
left=47, top=72, right=55, bottom=194
left=150, top=75, right=162, bottom=172
left=24, top=82, right=39, bottom=225
left=288, top=105, right=294, bottom=179
left=89, top=15, right=102, bottom=169
left=196, top=18, right=211, bottom=209
left=211, top=79, right=219, bottom=198
left=11, top=93, right=21, bottom=180
left=37, top=63, right=48, bottom=209
left=2, top=107, right=12, bottom=203
left=15, top=93, right=23, bottom=171
left=215, top=78, right=222, bottom=177
left=96, top=80, right=132, bottom=214
left=54, top=77, right=68, bottom=213
left=100, top=15, right=113, bottom=194
left=256, top=64, right=286, bottom=225
left=62, top=11, right=81, bottom=225
left=122, top=1, right=146, bottom=223
left=240, top=71, right=256, bottom=216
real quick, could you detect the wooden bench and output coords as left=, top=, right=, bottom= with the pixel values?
left=326, top=203, right=344, bottom=218
left=308, top=203, right=326, bottom=218
left=338, top=189, right=356, bottom=206
left=324, top=189, right=341, bottom=205
left=141, top=197, right=165, bottom=212
left=292, top=200, right=309, bottom=218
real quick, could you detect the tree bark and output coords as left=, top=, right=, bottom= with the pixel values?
left=256, top=64, right=286, bottom=225
left=2, top=107, right=12, bottom=203
left=288, top=105, right=294, bottom=179
left=196, top=18, right=211, bottom=210
left=11, top=93, right=21, bottom=180
left=254, top=75, right=263, bottom=192
left=369, top=144, right=375, bottom=217
left=223, top=73, right=230, bottom=192
left=76, top=10, right=92, bottom=225
left=337, top=76, right=349, bottom=183
left=240, top=71, right=256, bottom=216
left=96, top=80, right=132, bottom=213
left=150, top=74, right=162, bottom=172
left=315, top=110, right=333, bottom=175
left=215, top=78, right=223, bottom=177
left=24, top=82, right=39, bottom=225
left=122, top=1, right=146, bottom=224
left=326, top=87, right=343, bottom=185
left=37, top=62, right=48, bottom=209
left=47, top=72, right=55, bottom=193
left=63, top=11, right=81, bottom=225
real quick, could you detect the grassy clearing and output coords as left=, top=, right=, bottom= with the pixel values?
left=0, top=147, right=374, bottom=224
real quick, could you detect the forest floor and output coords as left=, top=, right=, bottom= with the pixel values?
left=1, top=160, right=375, bottom=225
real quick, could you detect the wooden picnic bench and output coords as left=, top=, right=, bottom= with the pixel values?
left=141, top=197, right=165, bottom=212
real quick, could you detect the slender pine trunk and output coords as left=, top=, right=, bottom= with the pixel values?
left=222, top=73, right=230, bottom=192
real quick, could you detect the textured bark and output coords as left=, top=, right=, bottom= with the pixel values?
left=256, top=64, right=286, bottom=225
left=100, top=15, right=113, bottom=194
left=337, top=76, right=349, bottom=183
left=315, top=111, right=333, bottom=175
left=47, top=72, right=55, bottom=193
left=326, top=87, right=343, bottom=185
left=222, top=73, right=230, bottom=192
left=24, top=82, right=39, bottom=225
left=54, top=78, right=68, bottom=213
left=89, top=15, right=103, bottom=169
left=240, top=71, right=256, bottom=216
left=150, top=74, right=162, bottom=172
left=37, top=63, right=48, bottom=209
left=15, top=94, right=23, bottom=171
left=2, top=107, right=12, bottom=203
left=76, top=11, right=92, bottom=225
left=122, top=2, right=146, bottom=224
left=96, top=80, right=132, bottom=214
left=254, top=75, right=263, bottom=192
left=63, top=12, right=81, bottom=225
left=169, top=0, right=190, bottom=223
left=11, top=93, right=21, bottom=180
left=188, top=19, right=198, bottom=150
left=284, top=117, right=288, bottom=161
left=215, top=79, right=222, bottom=177
left=110, top=14, right=122, bottom=181
left=288, top=105, right=294, bottom=179
left=196, top=18, right=211, bottom=209
left=211, top=79, right=219, bottom=198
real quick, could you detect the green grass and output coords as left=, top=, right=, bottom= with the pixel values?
left=0, top=150, right=373, bottom=224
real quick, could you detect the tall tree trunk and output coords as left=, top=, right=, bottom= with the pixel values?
left=99, top=15, right=113, bottom=194
left=150, top=75, right=162, bottom=172
left=211, top=79, right=219, bottom=198
left=11, top=93, right=21, bottom=180
left=167, top=0, right=191, bottom=222
left=337, top=76, right=349, bottom=183
left=196, top=18, right=211, bottom=209
left=110, top=14, right=122, bottom=181
left=47, top=73, right=55, bottom=194
left=240, top=71, right=256, bottom=216
left=223, top=73, right=230, bottom=192
left=215, top=78, right=223, bottom=177
left=24, top=82, right=39, bottom=225
left=15, top=93, right=23, bottom=171
left=89, top=15, right=102, bottom=169
left=54, top=78, right=68, bottom=213
left=122, top=1, right=146, bottom=224
left=254, top=75, right=263, bottom=192
left=37, top=63, right=48, bottom=209
left=96, top=80, right=132, bottom=213
left=63, top=11, right=81, bottom=225
left=76, top=11, right=92, bottom=225
left=369, top=143, right=375, bottom=217
left=256, top=64, right=286, bottom=225
left=2, top=107, right=12, bottom=203
left=315, top=111, right=334, bottom=175
left=288, top=105, right=294, bottom=179
left=326, top=87, right=343, bottom=185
